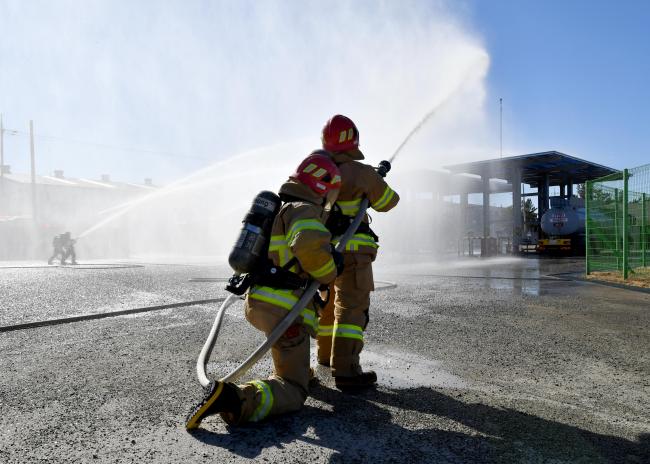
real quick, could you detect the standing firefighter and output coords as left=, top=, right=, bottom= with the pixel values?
left=186, top=151, right=343, bottom=429
left=317, top=114, right=399, bottom=390
left=61, top=232, right=78, bottom=265
left=47, top=234, right=65, bottom=265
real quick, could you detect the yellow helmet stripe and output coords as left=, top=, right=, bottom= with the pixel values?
left=303, top=163, right=317, bottom=173
left=313, top=167, right=327, bottom=178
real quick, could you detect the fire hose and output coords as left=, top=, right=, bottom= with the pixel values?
left=196, top=162, right=390, bottom=387
left=193, top=73, right=470, bottom=387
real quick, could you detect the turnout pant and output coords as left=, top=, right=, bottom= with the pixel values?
left=223, top=299, right=310, bottom=425
left=48, top=247, right=64, bottom=264
left=317, top=253, right=374, bottom=377
left=63, top=247, right=76, bottom=263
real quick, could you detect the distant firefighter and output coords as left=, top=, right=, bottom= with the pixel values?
left=61, top=232, right=78, bottom=265
left=47, top=234, right=65, bottom=265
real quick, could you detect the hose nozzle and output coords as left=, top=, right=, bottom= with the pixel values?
left=377, top=160, right=391, bottom=178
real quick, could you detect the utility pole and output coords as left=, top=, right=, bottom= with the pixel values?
left=0, top=113, right=4, bottom=177
left=30, top=120, right=37, bottom=222
left=499, top=98, right=503, bottom=159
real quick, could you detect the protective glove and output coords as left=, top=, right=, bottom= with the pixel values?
left=315, top=284, right=331, bottom=311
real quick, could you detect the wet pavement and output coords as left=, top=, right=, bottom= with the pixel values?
left=0, top=257, right=648, bottom=463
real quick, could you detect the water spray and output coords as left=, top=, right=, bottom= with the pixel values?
left=76, top=141, right=305, bottom=241
left=194, top=81, right=471, bottom=387
left=389, top=91, right=456, bottom=164
left=389, top=54, right=488, bottom=164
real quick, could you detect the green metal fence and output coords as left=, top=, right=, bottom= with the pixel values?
left=586, top=164, right=650, bottom=279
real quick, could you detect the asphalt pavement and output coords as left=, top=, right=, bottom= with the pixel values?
left=1, top=257, right=648, bottom=463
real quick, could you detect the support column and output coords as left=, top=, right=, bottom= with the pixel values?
left=538, top=174, right=550, bottom=219
left=483, top=176, right=490, bottom=238
left=460, top=192, right=468, bottom=256
left=567, top=179, right=574, bottom=199
left=482, top=174, right=490, bottom=257
left=512, top=167, right=522, bottom=254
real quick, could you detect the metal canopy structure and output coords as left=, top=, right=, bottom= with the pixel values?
left=441, top=151, right=619, bottom=255
left=444, top=151, right=618, bottom=187
left=391, top=169, right=513, bottom=195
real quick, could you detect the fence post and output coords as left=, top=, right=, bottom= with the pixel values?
left=643, top=192, right=647, bottom=268
left=622, top=169, right=629, bottom=279
left=585, top=181, right=591, bottom=275
left=614, top=188, right=620, bottom=271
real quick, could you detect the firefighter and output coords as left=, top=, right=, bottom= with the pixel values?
left=186, top=151, right=343, bottom=430
left=61, top=232, right=78, bottom=265
left=47, top=234, right=65, bottom=265
left=316, top=114, right=399, bottom=390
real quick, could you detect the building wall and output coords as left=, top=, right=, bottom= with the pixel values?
left=0, top=177, right=151, bottom=260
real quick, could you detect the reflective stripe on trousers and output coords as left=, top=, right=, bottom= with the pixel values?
left=333, top=322, right=364, bottom=341
left=317, top=324, right=334, bottom=337
left=247, top=380, right=274, bottom=422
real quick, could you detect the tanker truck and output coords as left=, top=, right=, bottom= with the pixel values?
left=537, top=196, right=585, bottom=253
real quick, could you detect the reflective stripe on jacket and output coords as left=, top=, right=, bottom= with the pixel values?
left=247, top=180, right=337, bottom=331
left=330, top=153, right=400, bottom=257
left=267, top=201, right=336, bottom=283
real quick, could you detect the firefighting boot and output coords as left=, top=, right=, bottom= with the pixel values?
left=334, top=371, right=377, bottom=391
left=185, top=381, right=241, bottom=431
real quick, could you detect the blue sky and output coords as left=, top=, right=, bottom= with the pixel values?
left=466, top=0, right=650, bottom=168
left=0, top=0, right=648, bottom=183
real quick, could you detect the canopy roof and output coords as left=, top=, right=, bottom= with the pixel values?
left=444, top=151, right=618, bottom=188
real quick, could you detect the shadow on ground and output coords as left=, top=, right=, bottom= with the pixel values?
left=190, top=385, right=649, bottom=463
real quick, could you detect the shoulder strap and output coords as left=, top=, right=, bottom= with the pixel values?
left=281, top=256, right=298, bottom=271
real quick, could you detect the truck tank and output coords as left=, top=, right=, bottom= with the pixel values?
left=540, top=196, right=585, bottom=236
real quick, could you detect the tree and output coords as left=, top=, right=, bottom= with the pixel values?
left=522, top=198, right=537, bottom=223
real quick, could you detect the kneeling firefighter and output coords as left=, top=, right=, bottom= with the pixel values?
left=316, top=114, right=399, bottom=390
left=186, top=151, right=343, bottom=429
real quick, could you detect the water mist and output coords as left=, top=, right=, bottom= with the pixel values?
left=4, top=1, right=495, bottom=263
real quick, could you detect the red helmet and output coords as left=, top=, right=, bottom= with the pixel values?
left=321, top=114, right=359, bottom=153
left=292, top=151, right=341, bottom=197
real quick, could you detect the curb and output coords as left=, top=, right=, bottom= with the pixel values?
left=549, top=272, right=650, bottom=295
